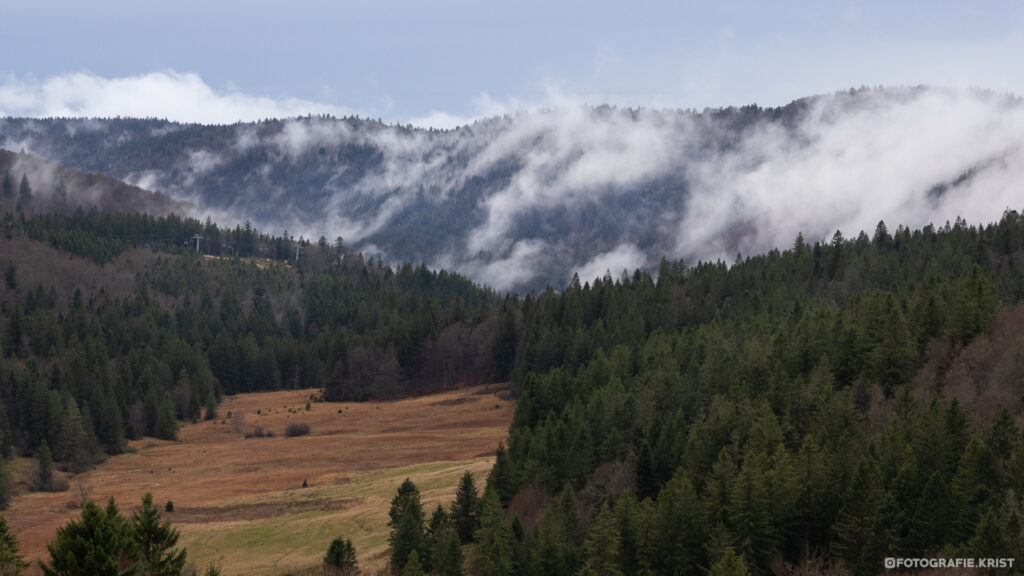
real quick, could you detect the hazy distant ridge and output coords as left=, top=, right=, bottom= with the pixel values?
left=3, top=87, right=1022, bottom=291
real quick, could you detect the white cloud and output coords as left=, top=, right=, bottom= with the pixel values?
left=460, top=240, right=547, bottom=293
left=675, top=88, right=1024, bottom=263
left=573, top=244, right=648, bottom=285
left=0, top=71, right=348, bottom=123
left=407, top=92, right=526, bottom=130
left=462, top=105, right=688, bottom=254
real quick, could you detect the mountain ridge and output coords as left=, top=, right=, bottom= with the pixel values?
left=3, top=86, right=1022, bottom=292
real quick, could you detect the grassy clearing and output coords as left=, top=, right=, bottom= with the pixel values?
left=178, top=459, right=495, bottom=575
left=5, top=386, right=512, bottom=576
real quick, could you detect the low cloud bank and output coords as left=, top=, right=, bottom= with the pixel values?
left=0, top=71, right=348, bottom=123
left=3, top=82, right=1023, bottom=292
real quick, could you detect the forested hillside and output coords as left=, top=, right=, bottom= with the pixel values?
left=0, top=206, right=502, bottom=482
left=441, top=212, right=1024, bottom=576
left=5, top=87, right=1023, bottom=292
left=4, top=155, right=1024, bottom=576
left=0, top=148, right=192, bottom=217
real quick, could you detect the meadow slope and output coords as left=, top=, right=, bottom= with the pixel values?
left=5, top=385, right=514, bottom=575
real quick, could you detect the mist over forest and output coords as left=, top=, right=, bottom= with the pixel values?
left=3, top=86, right=1023, bottom=292
left=6, top=81, right=1024, bottom=576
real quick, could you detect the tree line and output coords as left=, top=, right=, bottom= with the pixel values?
left=0, top=207, right=504, bottom=498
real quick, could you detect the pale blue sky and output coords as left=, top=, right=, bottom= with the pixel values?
left=2, top=1, right=1022, bottom=125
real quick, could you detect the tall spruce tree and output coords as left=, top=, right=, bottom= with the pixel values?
left=451, top=471, right=480, bottom=544
left=16, top=174, right=31, bottom=212
left=388, top=478, right=425, bottom=570
left=131, top=493, right=186, bottom=576
left=432, top=526, right=464, bottom=576
left=472, top=489, right=516, bottom=576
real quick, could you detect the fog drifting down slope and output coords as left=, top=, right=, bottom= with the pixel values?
left=3, top=87, right=1022, bottom=292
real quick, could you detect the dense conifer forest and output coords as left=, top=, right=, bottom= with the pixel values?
left=0, top=181, right=502, bottom=476
left=459, top=210, right=1024, bottom=576
left=4, top=164, right=1024, bottom=575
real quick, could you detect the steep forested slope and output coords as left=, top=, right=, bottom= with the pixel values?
left=465, top=212, right=1024, bottom=576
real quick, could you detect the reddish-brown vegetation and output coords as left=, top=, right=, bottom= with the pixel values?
left=3, top=385, right=514, bottom=575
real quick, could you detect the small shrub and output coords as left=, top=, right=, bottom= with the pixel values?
left=302, top=479, right=308, bottom=488
left=166, top=500, right=174, bottom=512
left=305, top=402, right=311, bottom=411
left=285, top=423, right=311, bottom=437
left=49, top=476, right=71, bottom=492
left=245, top=425, right=273, bottom=438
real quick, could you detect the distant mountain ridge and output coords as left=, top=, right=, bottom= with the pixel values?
left=2, top=86, right=1023, bottom=291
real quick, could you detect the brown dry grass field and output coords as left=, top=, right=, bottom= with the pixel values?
left=4, top=385, right=514, bottom=575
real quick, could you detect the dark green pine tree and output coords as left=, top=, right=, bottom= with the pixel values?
left=486, top=444, right=517, bottom=506
left=3, top=305, right=22, bottom=358
left=950, top=435, right=1000, bottom=542
left=324, top=536, right=358, bottom=574
left=967, top=508, right=1010, bottom=560
left=16, top=174, right=31, bottom=212
left=1, top=169, right=13, bottom=200
left=3, top=263, right=14, bottom=291
left=530, top=489, right=580, bottom=576
left=0, top=515, right=28, bottom=575
left=403, top=549, right=426, bottom=576
left=56, top=399, right=92, bottom=473
left=987, top=408, right=1017, bottom=464
left=473, top=488, right=516, bottom=576
left=204, top=391, right=217, bottom=421
left=37, top=439, right=54, bottom=492
left=490, top=299, right=518, bottom=382
left=432, top=526, right=464, bottom=576
left=424, top=504, right=450, bottom=572
left=131, top=493, right=186, bottom=576
left=634, top=440, right=659, bottom=500
left=952, top=265, right=998, bottom=343
left=650, top=470, right=705, bottom=576
left=707, top=547, right=751, bottom=576
left=427, top=504, right=449, bottom=543
left=909, top=472, right=954, bottom=552
left=727, top=455, right=776, bottom=570
left=578, top=502, right=624, bottom=576
left=451, top=471, right=480, bottom=544
left=831, top=456, right=881, bottom=575
left=41, top=498, right=140, bottom=576
left=388, top=479, right=425, bottom=570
